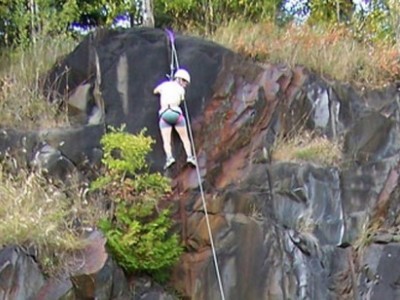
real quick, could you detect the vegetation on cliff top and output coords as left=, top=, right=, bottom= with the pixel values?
left=1, top=2, right=399, bottom=129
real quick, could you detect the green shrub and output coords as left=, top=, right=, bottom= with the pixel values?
left=91, top=125, right=183, bottom=282
left=99, top=203, right=182, bottom=282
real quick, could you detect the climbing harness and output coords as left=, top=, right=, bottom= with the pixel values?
left=159, top=105, right=183, bottom=125
left=164, top=29, right=226, bottom=300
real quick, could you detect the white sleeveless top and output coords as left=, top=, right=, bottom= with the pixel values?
left=154, top=80, right=185, bottom=114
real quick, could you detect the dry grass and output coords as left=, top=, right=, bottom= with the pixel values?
left=0, top=163, right=106, bottom=275
left=296, top=209, right=316, bottom=234
left=211, top=20, right=400, bottom=88
left=0, top=35, right=78, bottom=130
left=271, top=131, right=342, bottom=166
left=353, top=214, right=379, bottom=253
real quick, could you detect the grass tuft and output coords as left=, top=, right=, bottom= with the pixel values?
left=271, top=131, right=342, bottom=166
left=0, top=164, right=105, bottom=275
left=0, top=35, right=78, bottom=129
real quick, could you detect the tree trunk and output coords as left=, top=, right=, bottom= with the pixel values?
left=336, top=0, right=340, bottom=23
left=30, top=0, right=36, bottom=44
left=142, top=0, right=154, bottom=28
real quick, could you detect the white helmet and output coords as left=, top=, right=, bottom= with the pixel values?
left=174, top=68, right=191, bottom=83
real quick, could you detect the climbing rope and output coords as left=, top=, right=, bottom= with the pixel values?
left=165, top=29, right=226, bottom=300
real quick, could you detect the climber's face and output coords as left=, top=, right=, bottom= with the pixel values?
left=177, top=78, right=189, bottom=88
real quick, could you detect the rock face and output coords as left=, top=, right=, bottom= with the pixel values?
left=2, top=27, right=400, bottom=299
left=43, top=27, right=228, bottom=172
left=0, top=246, right=45, bottom=299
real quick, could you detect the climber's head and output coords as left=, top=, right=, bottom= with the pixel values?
left=174, top=68, right=191, bottom=87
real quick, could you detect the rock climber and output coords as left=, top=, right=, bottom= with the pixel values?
left=153, top=68, right=197, bottom=170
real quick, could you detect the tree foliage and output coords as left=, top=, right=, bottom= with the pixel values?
left=0, top=0, right=288, bottom=47
left=351, top=0, right=400, bottom=43
left=306, top=0, right=354, bottom=25
left=75, top=0, right=136, bottom=27
left=0, top=0, right=136, bottom=47
left=154, top=0, right=286, bottom=33
left=283, top=0, right=400, bottom=44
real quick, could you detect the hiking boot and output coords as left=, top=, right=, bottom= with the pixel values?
left=164, top=156, right=176, bottom=169
left=186, top=156, right=197, bottom=167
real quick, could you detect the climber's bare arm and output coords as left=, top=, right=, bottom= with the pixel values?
left=154, top=85, right=161, bottom=94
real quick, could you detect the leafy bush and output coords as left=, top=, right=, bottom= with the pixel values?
left=91, top=125, right=183, bottom=281
left=99, top=203, right=182, bottom=282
